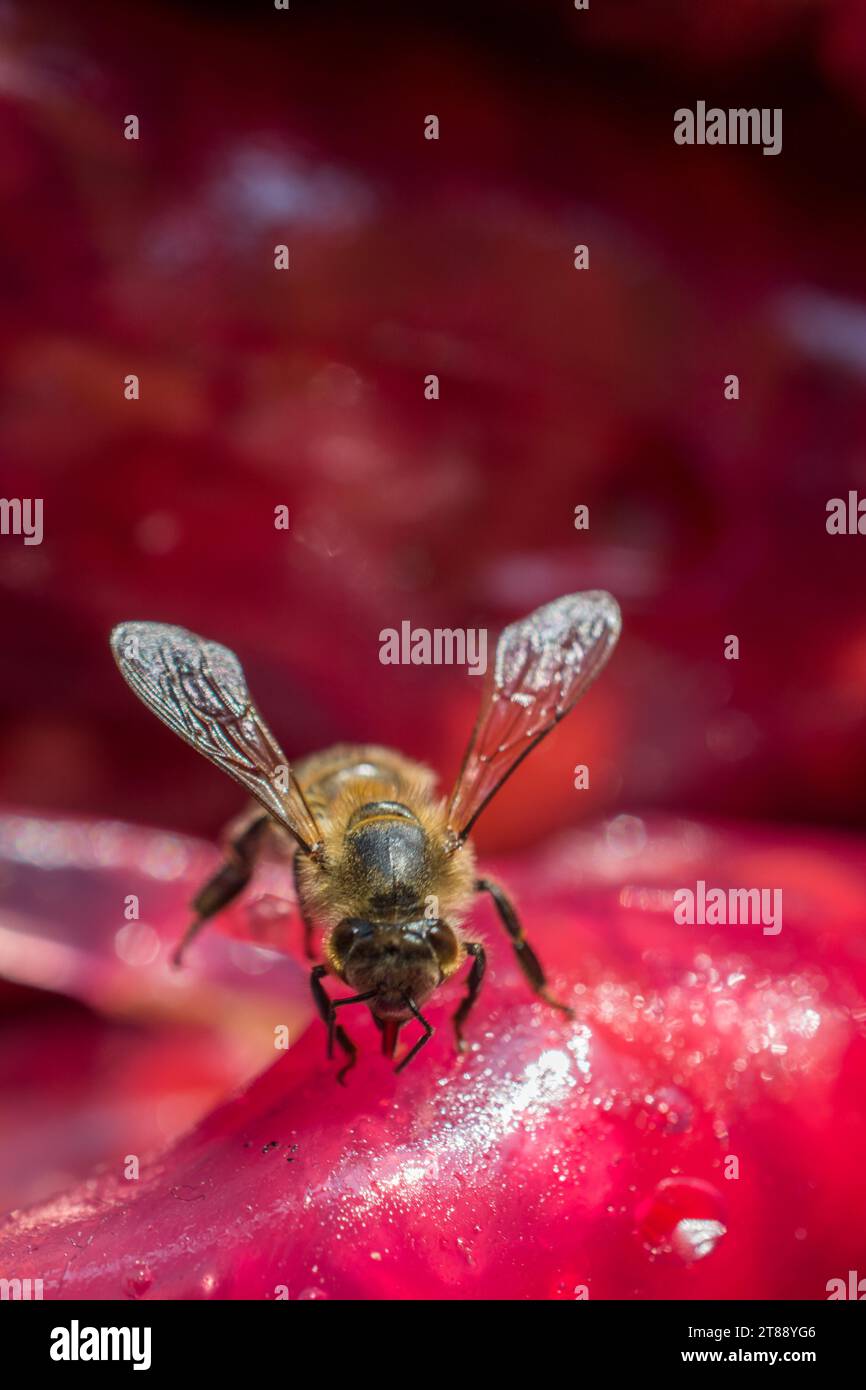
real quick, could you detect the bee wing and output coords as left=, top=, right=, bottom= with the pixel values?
left=110, top=621, right=323, bottom=854
left=446, top=591, right=621, bottom=840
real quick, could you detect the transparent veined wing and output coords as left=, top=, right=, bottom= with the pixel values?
left=110, top=622, right=322, bottom=854
left=447, top=592, right=621, bottom=840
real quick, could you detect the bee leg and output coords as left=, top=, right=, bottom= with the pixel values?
left=452, top=942, right=486, bottom=1053
left=395, top=997, right=434, bottom=1073
left=173, top=813, right=270, bottom=967
left=310, top=964, right=368, bottom=1085
left=330, top=988, right=378, bottom=1063
left=475, top=877, right=574, bottom=1018
left=292, top=850, right=318, bottom=961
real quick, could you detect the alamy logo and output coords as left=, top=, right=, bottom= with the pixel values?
left=826, top=1270, right=866, bottom=1300
left=674, top=102, right=782, bottom=156
left=50, top=1320, right=152, bottom=1371
left=0, top=497, right=43, bottom=545
left=379, top=622, right=488, bottom=676
left=826, top=491, right=866, bottom=534
left=0, top=1276, right=43, bottom=1299
left=673, top=880, right=782, bottom=935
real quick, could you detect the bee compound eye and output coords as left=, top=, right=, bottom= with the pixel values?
left=425, top=919, right=459, bottom=970
left=330, top=917, right=373, bottom=958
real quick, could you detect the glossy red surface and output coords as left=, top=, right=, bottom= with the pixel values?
left=1, top=811, right=864, bottom=1299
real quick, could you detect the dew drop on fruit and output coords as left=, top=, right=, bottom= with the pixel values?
left=635, top=1176, right=726, bottom=1263
left=123, top=1263, right=153, bottom=1298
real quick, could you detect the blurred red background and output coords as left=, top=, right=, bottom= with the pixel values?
left=2, top=0, right=866, bottom=852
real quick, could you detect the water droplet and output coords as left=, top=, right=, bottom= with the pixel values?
left=123, top=1264, right=152, bottom=1298
left=114, top=922, right=160, bottom=967
left=671, top=1218, right=726, bottom=1262
left=652, top=1085, right=695, bottom=1134
left=636, top=1176, right=727, bottom=1263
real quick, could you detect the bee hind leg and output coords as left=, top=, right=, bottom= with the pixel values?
left=173, top=812, right=271, bottom=967
left=475, top=877, right=574, bottom=1019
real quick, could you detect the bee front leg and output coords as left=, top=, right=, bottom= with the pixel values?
left=452, top=942, right=486, bottom=1052
left=173, top=812, right=271, bottom=967
left=396, top=997, right=435, bottom=1073
left=310, top=964, right=359, bottom=1085
left=475, top=877, right=574, bottom=1018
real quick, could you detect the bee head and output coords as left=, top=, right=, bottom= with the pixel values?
left=328, top=916, right=460, bottom=1020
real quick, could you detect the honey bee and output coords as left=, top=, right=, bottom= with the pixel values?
left=111, top=591, right=620, bottom=1080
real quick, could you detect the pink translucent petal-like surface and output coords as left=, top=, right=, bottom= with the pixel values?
left=2, top=812, right=865, bottom=1299
left=0, top=811, right=311, bottom=1209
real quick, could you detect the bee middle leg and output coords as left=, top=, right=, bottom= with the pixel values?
left=173, top=812, right=271, bottom=967
left=452, top=942, right=486, bottom=1052
left=475, top=877, right=574, bottom=1018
